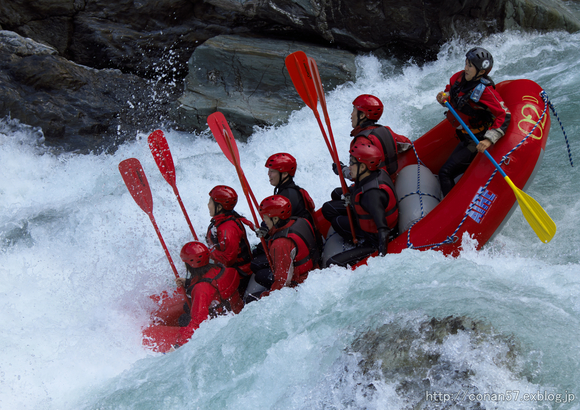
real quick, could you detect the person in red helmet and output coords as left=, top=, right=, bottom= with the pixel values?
left=251, top=195, right=319, bottom=294
left=206, top=185, right=254, bottom=298
left=264, top=152, right=316, bottom=227
left=435, top=47, right=511, bottom=196
left=145, top=241, right=243, bottom=350
left=334, top=94, right=412, bottom=180
left=322, top=142, right=399, bottom=267
left=251, top=153, right=321, bottom=284
left=173, top=241, right=243, bottom=347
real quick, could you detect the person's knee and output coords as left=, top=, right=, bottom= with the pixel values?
left=321, top=201, right=337, bottom=220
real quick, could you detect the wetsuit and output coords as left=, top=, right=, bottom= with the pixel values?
left=322, top=169, right=398, bottom=267
left=274, top=178, right=316, bottom=227
left=439, top=70, right=511, bottom=196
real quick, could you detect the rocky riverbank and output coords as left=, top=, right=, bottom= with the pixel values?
left=1, top=0, right=579, bottom=152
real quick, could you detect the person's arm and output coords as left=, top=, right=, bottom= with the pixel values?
left=386, top=127, right=413, bottom=153
left=477, top=86, right=511, bottom=150
left=176, top=283, right=217, bottom=346
left=269, top=238, right=296, bottom=291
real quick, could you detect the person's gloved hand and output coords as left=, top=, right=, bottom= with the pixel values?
left=341, top=193, right=351, bottom=207
left=255, top=226, right=269, bottom=238
left=332, top=162, right=352, bottom=180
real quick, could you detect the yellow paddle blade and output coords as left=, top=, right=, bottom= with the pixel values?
left=504, top=176, right=557, bottom=243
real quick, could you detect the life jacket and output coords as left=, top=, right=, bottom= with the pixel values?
left=447, top=75, right=495, bottom=141
left=187, top=265, right=242, bottom=317
left=353, top=125, right=398, bottom=176
left=206, top=213, right=252, bottom=273
left=275, top=180, right=316, bottom=222
left=269, top=217, right=320, bottom=279
left=353, top=170, right=399, bottom=234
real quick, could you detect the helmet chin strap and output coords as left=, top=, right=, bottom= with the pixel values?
left=276, top=173, right=290, bottom=190
left=356, top=111, right=365, bottom=127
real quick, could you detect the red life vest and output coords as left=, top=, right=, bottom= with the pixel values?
left=192, top=265, right=243, bottom=316
left=206, top=213, right=252, bottom=272
left=353, top=125, right=398, bottom=176
left=269, top=217, right=319, bottom=279
left=353, top=171, right=398, bottom=233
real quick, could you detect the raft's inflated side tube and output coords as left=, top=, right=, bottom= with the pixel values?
left=395, top=164, right=442, bottom=233
left=243, top=274, right=268, bottom=303
left=321, top=228, right=356, bottom=268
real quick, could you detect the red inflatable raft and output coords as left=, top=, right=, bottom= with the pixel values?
left=142, top=79, right=550, bottom=352
left=318, top=78, right=551, bottom=259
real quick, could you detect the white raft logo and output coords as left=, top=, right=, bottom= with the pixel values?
left=468, top=187, right=496, bottom=223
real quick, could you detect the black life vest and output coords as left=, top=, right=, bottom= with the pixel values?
left=355, top=126, right=398, bottom=176
left=448, top=76, right=494, bottom=140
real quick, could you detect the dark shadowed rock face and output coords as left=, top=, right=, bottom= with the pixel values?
left=0, top=31, right=178, bottom=153
left=0, top=0, right=579, bottom=152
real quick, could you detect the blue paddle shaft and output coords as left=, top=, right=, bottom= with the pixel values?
left=444, top=101, right=508, bottom=179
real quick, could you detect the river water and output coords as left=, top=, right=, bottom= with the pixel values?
left=1, top=27, right=579, bottom=410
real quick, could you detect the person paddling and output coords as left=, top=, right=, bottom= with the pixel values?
left=436, top=47, right=511, bottom=197
left=173, top=241, right=243, bottom=347
left=252, top=195, right=319, bottom=295
left=206, top=185, right=254, bottom=298
left=322, top=143, right=399, bottom=267
left=251, top=153, right=321, bottom=281
left=334, top=94, right=412, bottom=180
left=265, top=153, right=317, bottom=227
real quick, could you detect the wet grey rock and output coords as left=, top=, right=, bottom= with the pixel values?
left=345, top=315, right=521, bottom=409
left=173, top=35, right=356, bottom=140
left=0, top=31, right=176, bottom=153
left=0, top=0, right=578, bottom=152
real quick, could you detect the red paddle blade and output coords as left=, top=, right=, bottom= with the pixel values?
left=308, top=57, right=328, bottom=113
left=285, top=51, right=318, bottom=111
left=207, top=112, right=240, bottom=166
left=119, top=158, right=154, bottom=215
left=147, top=130, right=176, bottom=187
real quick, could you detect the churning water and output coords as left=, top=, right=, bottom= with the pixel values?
left=1, top=28, right=580, bottom=410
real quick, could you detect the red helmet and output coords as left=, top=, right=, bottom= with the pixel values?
left=259, top=195, right=292, bottom=220
left=209, top=185, right=238, bottom=211
left=265, top=153, right=297, bottom=177
left=180, top=241, right=209, bottom=268
left=353, top=94, right=383, bottom=121
left=350, top=143, right=382, bottom=171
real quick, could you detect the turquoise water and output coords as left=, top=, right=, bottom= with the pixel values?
left=1, top=29, right=579, bottom=409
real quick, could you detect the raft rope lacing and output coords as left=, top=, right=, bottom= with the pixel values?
left=404, top=89, right=573, bottom=250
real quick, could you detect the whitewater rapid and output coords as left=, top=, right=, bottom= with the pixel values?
left=1, top=29, right=579, bottom=409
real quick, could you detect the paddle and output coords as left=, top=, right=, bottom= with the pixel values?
left=285, top=51, right=358, bottom=243
left=443, top=101, right=556, bottom=243
left=119, top=158, right=190, bottom=306
left=207, top=112, right=274, bottom=268
left=147, top=130, right=198, bottom=241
